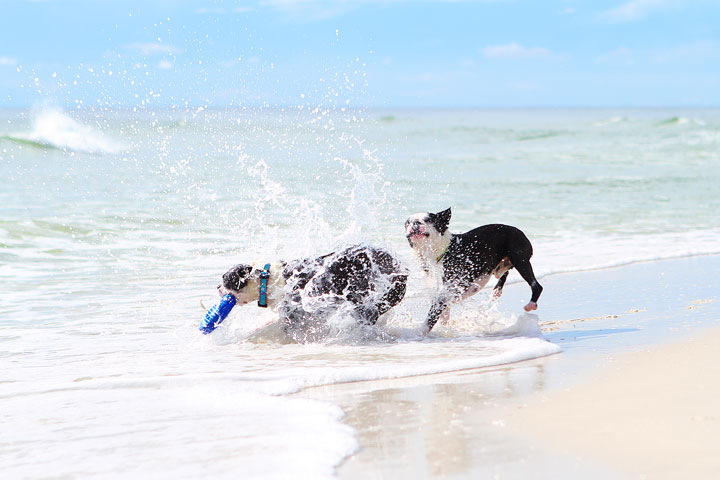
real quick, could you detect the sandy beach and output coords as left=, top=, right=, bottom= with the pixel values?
left=507, top=328, right=720, bottom=480
left=298, top=255, right=720, bottom=479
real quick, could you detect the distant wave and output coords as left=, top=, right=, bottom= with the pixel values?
left=592, top=116, right=633, bottom=127
left=0, top=135, right=63, bottom=150
left=1, top=108, right=123, bottom=154
left=516, top=131, right=562, bottom=142
left=658, top=116, right=707, bottom=126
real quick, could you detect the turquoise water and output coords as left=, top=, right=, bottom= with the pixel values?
left=1, top=106, right=719, bottom=478
left=2, top=107, right=719, bottom=312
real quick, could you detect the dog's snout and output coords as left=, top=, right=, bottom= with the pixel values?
left=406, top=219, right=427, bottom=237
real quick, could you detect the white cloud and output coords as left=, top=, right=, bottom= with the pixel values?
left=0, top=56, right=17, bottom=66
left=595, top=47, right=634, bottom=65
left=599, top=0, right=679, bottom=23
left=481, top=43, right=552, bottom=59
left=130, top=42, right=182, bottom=56
left=157, top=59, right=173, bottom=69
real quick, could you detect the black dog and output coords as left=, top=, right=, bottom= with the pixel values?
left=405, top=208, right=542, bottom=333
left=218, top=245, right=407, bottom=341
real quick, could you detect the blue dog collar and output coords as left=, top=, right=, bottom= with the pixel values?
left=258, top=263, right=271, bottom=308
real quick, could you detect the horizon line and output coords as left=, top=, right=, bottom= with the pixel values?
left=1, top=104, right=719, bottom=111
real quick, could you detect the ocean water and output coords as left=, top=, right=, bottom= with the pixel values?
left=2, top=106, right=720, bottom=478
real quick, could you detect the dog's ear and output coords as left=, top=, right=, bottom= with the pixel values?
left=429, top=207, right=451, bottom=234
left=251, top=267, right=266, bottom=278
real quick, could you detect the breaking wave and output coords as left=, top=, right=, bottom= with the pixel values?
left=2, top=108, right=123, bottom=154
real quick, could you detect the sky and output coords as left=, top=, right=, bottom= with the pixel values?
left=1, top=0, right=719, bottom=108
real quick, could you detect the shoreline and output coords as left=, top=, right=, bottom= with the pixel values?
left=296, top=255, right=720, bottom=478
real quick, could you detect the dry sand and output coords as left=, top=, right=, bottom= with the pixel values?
left=506, top=328, right=720, bottom=480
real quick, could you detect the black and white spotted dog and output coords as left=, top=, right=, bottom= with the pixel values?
left=217, top=245, right=408, bottom=341
left=404, top=208, right=542, bottom=333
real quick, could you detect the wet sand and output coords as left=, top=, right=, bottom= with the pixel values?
left=298, top=255, right=720, bottom=479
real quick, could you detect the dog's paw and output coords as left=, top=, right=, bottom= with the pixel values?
left=523, top=301, right=538, bottom=312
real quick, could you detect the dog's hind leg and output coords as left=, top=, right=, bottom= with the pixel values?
left=492, top=271, right=509, bottom=299
left=509, top=254, right=543, bottom=311
left=490, top=257, right=513, bottom=299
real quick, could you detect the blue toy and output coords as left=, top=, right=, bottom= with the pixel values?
left=199, top=294, right=237, bottom=334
